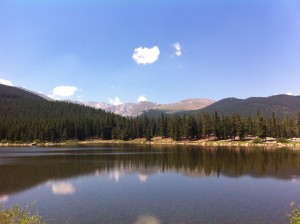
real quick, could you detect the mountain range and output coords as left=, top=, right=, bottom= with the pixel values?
left=70, top=98, right=215, bottom=117
left=181, top=94, right=300, bottom=118
left=1, top=84, right=300, bottom=118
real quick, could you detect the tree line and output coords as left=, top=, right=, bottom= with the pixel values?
left=1, top=96, right=300, bottom=143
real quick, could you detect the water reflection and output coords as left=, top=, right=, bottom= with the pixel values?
left=134, top=215, right=161, bottom=224
left=49, top=181, right=76, bottom=195
left=138, top=174, right=148, bottom=183
left=0, top=195, right=9, bottom=203
left=0, top=146, right=300, bottom=195
left=109, top=170, right=122, bottom=183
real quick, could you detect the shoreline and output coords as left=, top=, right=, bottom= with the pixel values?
left=1, top=137, right=300, bottom=149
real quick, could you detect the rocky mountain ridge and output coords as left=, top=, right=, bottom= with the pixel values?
left=80, top=98, right=215, bottom=116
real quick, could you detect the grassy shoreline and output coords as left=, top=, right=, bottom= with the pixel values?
left=1, top=137, right=300, bottom=149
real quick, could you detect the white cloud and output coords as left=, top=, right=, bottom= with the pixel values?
left=137, top=95, right=147, bottom=102
left=0, top=79, right=13, bottom=86
left=108, top=96, right=123, bottom=106
left=286, top=92, right=293, bottom=96
left=132, top=46, right=160, bottom=64
left=51, top=181, right=76, bottom=195
left=52, top=85, right=78, bottom=97
left=171, top=42, right=182, bottom=57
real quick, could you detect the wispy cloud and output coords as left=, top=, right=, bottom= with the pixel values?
left=0, top=79, right=13, bottom=86
left=132, top=46, right=160, bottom=64
left=137, top=95, right=147, bottom=102
left=171, top=42, right=182, bottom=57
left=108, top=96, right=123, bottom=106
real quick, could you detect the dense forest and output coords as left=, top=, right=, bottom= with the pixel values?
left=1, top=84, right=300, bottom=143
left=145, top=94, right=300, bottom=119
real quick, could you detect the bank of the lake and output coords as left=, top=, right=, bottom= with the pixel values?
left=1, top=137, right=300, bottom=149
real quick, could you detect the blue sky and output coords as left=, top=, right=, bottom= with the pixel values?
left=1, top=0, right=300, bottom=104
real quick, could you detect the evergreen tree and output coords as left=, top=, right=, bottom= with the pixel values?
left=255, top=112, right=267, bottom=140
left=213, top=111, right=222, bottom=140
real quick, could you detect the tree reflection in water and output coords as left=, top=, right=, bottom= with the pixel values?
left=0, top=145, right=300, bottom=195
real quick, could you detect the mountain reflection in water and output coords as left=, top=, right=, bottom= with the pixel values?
left=0, top=145, right=300, bottom=195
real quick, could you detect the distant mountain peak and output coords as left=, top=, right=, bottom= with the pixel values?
left=154, top=98, right=215, bottom=113
left=69, top=98, right=215, bottom=117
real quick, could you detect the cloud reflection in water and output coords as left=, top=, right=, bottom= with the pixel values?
left=134, top=215, right=161, bottom=224
left=50, top=181, right=76, bottom=195
left=138, top=174, right=148, bottom=183
left=0, top=195, right=9, bottom=203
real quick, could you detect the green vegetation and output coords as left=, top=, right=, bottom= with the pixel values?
left=252, top=138, right=263, bottom=144
left=1, top=139, right=8, bottom=143
left=187, top=95, right=300, bottom=119
left=278, top=138, right=289, bottom=143
left=1, top=84, right=300, bottom=143
left=288, top=202, right=300, bottom=224
left=0, top=203, right=45, bottom=224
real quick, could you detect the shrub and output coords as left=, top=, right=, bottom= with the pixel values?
left=33, top=139, right=41, bottom=144
left=288, top=202, right=300, bottom=224
left=0, top=139, right=8, bottom=143
left=0, top=203, right=46, bottom=224
left=277, top=138, right=288, bottom=143
left=252, top=138, right=263, bottom=144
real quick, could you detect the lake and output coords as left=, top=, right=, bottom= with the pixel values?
left=0, top=145, right=300, bottom=224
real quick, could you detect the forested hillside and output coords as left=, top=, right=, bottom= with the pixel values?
left=0, top=84, right=136, bottom=141
left=187, top=95, right=300, bottom=118
left=0, top=84, right=47, bottom=101
left=1, top=84, right=300, bottom=143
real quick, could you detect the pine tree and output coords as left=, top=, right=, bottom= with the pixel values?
left=213, top=111, right=222, bottom=140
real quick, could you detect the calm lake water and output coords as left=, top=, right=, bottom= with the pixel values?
left=0, top=145, right=300, bottom=224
